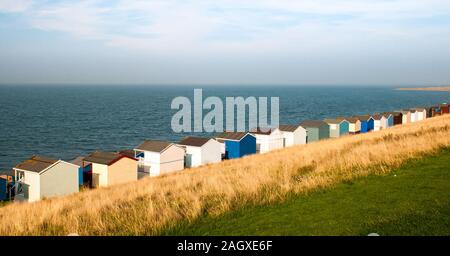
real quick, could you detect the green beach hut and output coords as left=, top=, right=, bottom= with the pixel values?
left=300, top=120, right=330, bottom=143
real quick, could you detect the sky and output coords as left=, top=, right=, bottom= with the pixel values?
left=0, top=0, right=450, bottom=86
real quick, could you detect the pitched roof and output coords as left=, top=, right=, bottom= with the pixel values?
left=382, top=112, right=397, bottom=117
left=353, top=115, right=373, bottom=121
left=300, top=120, right=328, bottom=128
left=340, top=117, right=359, bottom=123
left=119, top=149, right=136, bottom=159
left=278, top=124, right=301, bottom=132
left=84, top=151, right=128, bottom=165
left=324, top=118, right=348, bottom=124
left=178, top=136, right=211, bottom=147
left=14, top=156, right=58, bottom=173
left=135, top=140, right=173, bottom=153
left=215, top=132, right=251, bottom=141
left=249, top=127, right=278, bottom=135
left=372, top=114, right=383, bottom=120
left=69, top=156, right=87, bottom=167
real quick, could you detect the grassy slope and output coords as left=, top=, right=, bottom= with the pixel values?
left=164, top=148, right=450, bottom=236
left=0, top=115, right=449, bottom=235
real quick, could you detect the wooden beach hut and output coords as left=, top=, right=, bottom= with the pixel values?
left=134, top=140, right=185, bottom=177
left=324, top=118, right=349, bottom=138
left=12, top=156, right=79, bottom=202
left=353, top=115, right=374, bottom=133
left=387, top=112, right=403, bottom=126
left=278, top=124, right=307, bottom=147
left=178, top=137, right=221, bottom=168
left=411, top=107, right=427, bottom=121
left=215, top=132, right=256, bottom=159
left=382, top=113, right=394, bottom=127
left=395, top=110, right=411, bottom=124
left=69, top=156, right=91, bottom=186
left=372, top=114, right=385, bottom=131
left=84, top=151, right=137, bottom=187
left=440, top=103, right=449, bottom=114
left=340, top=117, right=361, bottom=134
left=409, top=109, right=418, bottom=122
left=0, top=175, right=10, bottom=201
left=427, top=105, right=440, bottom=117
left=249, top=127, right=284, bottom=153
left=300, top=120, right=330, bottom=143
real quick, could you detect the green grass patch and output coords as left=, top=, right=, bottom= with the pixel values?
left=162, top=148, right=450, bottom=236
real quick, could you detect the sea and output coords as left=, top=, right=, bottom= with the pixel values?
left=1, top=85, right=449, bottom=174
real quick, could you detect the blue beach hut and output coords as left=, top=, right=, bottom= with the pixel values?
left=382, top=113, right=394, bottom=127
left=354, top=115, right=374, bottom=133
left=0, top=175, right=8, bottom=201
left=69, top=156, right=91, bottom=186
left=216, top=132, right=256, bottom=159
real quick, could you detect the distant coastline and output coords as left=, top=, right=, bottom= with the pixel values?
left=396, top=86, right=450, bottom=91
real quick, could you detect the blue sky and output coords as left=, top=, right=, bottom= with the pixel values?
left=0, top=0, right=450, bottom=85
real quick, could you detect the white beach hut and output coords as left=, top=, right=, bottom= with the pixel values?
left=178, top=137, right=222, bottom=168
left=278, top=124, right=307, bottom=147
left=12, top=156, right=79, bottom=202
left=412, top=107, right=427, bottom=121
left=134, top=140, right=185, bottom=177
left=250, top=128, right=284, bottom=153
left=372, top=114, right=386, bottom=131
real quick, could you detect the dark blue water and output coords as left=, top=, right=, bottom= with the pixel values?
left=1, top=85, right=449, bottom=173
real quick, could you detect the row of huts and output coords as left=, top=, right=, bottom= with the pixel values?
left=1, top=103, right=448, bottom=202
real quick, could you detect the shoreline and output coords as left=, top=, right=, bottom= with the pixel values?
left=395, top=86, right=450, bottom=91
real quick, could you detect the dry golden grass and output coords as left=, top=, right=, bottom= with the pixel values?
left=0, top=115, right=450, bottom=235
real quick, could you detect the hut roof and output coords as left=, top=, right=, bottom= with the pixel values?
left=341, top=117, right=360, bottom=123
left=372, top=114, right=383, bottom=120
left=324, top=118, right=348, bottom=124
left=249, top=127, right=278, bottom=135
left=300, top=120, right=328, bottom=128
left=216, top=132, right=252, bottom=141
left=69, top=156, right=88, bottom=167
left=278, top=124, right=301, bottom=132
left=178, top=136, right=211, bottom=147
left=119, top=149, right=136, bottom=159
left=353, top=115, right=373, bottom=121
left=135, top=140, right=173, bottom=153
left=14, top=156, right=58, bottom=173
left=84, top=151, right=132, bottom=165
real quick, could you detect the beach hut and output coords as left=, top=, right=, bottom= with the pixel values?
left=409, top=109, right=418, bottom=122
left=387, top=112, right=402, bottom=126
left=382, top=113, right=394, bottom=127
left=427, top=105, right=440, bottom=117
left=278, top=124, right=307, bottom=147
left=440, top=103, right=449, bottom=114
left=353, top=115, right=374, bottom=133
left=12, top=156, right=79, bottom=202
left=340, top=117, right=361, bottom=134
left=411, top=108, right=427, bottom=121
left=0, top=175, right=9, bottom=201
left=84, top=151, right=137, bottom=188
left=215, top=132, right=256, bottom=159
left=395, top=110, right=411, bottom=124
left=300, top=120, right=330, bottom=143
left=324, top=118, right=349, bottom=138
left=178, top=137, right=221, bottom=168
left=249, top=127, right=284, bottom=153
left=69, top=156, right=91, bottom=186
left=372, top=114, right=388, bottom=131
left=134, top=140, right=185, bottom=177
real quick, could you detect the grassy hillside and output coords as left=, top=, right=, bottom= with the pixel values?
left=163, top=148, right=450, bottom=236
left=0, top=115, right=449, bottom=235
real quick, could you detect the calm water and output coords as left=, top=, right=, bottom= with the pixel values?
left=1, top=85, right=449, bottom=174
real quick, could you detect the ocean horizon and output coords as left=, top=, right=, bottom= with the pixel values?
left=1, top=85, right=449, bottom=174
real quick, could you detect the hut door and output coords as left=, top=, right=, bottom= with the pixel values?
left=92, top=173, right=100, bottom=188
left=185, top=154, right=192, bottom=168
